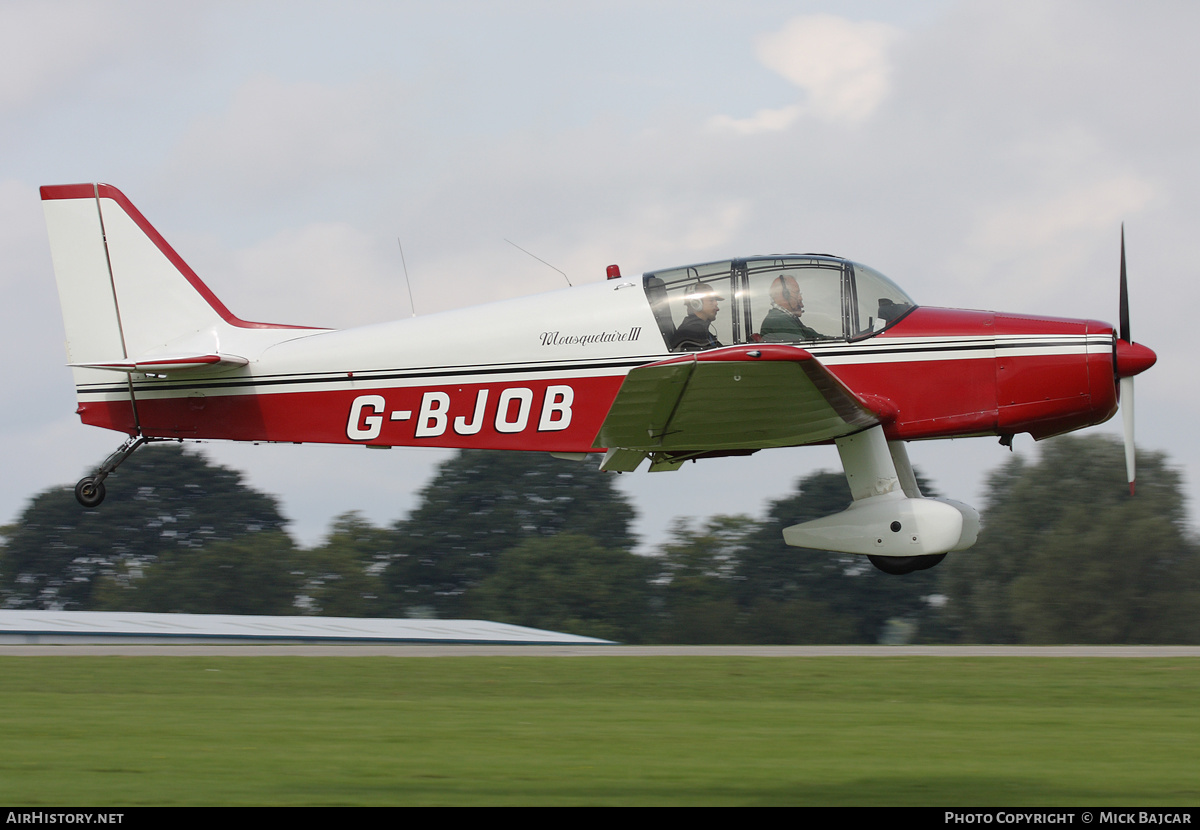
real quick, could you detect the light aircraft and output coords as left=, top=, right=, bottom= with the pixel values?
left=40, top=183, right=1156, bottom=574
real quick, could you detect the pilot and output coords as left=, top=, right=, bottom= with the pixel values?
left=670, top=282, right=725, bottom=351
left=760, top=274, right=827, bottom=341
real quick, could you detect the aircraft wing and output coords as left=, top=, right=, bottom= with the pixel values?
left=593, top=345, right=883, bottom=468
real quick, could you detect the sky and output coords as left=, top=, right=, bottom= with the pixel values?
left=2, top=0, right=1196, bottom=550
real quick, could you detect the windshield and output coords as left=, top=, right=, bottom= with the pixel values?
left=849, top=261, right=915, bottom=336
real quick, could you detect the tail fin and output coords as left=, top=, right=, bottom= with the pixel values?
left=44, top=184, right=218, bottom=363
left=41, top=183, right=309, bottom=366
left=42, top=184, right=319, bottom=434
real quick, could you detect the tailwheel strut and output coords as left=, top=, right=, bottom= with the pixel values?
left=74, top=435, right=150, bottom=508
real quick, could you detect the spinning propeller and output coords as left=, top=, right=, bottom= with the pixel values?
left=1113, top=226, right=1158, bottom=494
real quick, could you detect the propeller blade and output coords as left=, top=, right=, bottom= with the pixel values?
left=1119, top=224, right=1131, bottom=344
left=1112, top=227, right=1157, bottom=494
left=1121, top=376, right=1135, bottom=495
left=1117, top=226, right=1138, bottom=495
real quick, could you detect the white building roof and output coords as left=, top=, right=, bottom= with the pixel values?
left=0, top=610, right=612, bottom=645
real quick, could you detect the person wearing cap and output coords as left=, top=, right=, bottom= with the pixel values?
left=670, top=282, right=725, bottom=351
left=760, top=273, right=828, bottom=342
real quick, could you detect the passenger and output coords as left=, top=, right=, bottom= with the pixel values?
left=670, top=282, right=725, bottom=351
left=760, top=274, right=828, bottom=341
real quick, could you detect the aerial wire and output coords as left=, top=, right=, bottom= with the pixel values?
left=505, top=238, right=572, bottom=286
left=397, top=238, right=417, bottom=317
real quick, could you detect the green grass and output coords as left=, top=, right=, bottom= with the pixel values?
left=1, top=657, right=1197, bottom=805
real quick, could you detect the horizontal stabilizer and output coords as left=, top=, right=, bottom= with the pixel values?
left=71, top=353, right=249, bottom=373
left=594, top=345, right=881, bottom=452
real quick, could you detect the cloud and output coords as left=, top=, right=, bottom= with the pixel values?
left=0, top=1, right=200, bottom=112
left=0, top=180, right=78, bottom=427
left=0, top=179, right=45, bottom=285
left=711, top=14, right=902, bottom=132
left=0, top=1, right=122, bottom=109
left=174, top=220, right=412, bottom=331
left=945, top=173, right=1158, bottom=309
left=500, top=199, right=753, bottom=298
left=708, top=105, right=802, bottom=135
left=758, top=15, right=903, bottom=122
left=165, top=74, right=405, bottom=199
left=966, top=174, right=1157, bottom=256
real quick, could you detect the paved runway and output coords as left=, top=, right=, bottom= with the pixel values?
left=3, top=645, right=1199, bottom=656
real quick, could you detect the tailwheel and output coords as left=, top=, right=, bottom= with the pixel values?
left=74, top=477, right=106, bottom=508
left=868, top=553, right=946, bottom=575
left=73, top=435, right=150, bottom=509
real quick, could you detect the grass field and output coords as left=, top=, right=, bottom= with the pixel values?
left=1, top=656, right=1197, bottom=806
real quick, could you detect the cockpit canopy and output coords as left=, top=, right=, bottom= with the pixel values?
left=642, top=255, right=916, bottom=351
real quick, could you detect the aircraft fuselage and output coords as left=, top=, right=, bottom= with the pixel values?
left=70, top=279, right=1120, bottom=452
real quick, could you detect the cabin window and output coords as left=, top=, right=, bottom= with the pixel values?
left=643, top=256, right=914, bottom=351
left=643, top=261, right=735, bottom=351
left=743, top=259, right=845, bottom=343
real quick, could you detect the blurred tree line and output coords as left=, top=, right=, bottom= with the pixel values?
left=1, top=436, right=1197, bottom=643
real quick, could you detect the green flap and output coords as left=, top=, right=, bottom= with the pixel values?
left=594, top=349, right=879, bottom=451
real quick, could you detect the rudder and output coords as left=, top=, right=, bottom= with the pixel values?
left=41, top=183, right=238, bottom=364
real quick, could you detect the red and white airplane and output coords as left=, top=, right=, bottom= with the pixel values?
left=41, top=183, right=1156, bottom=574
